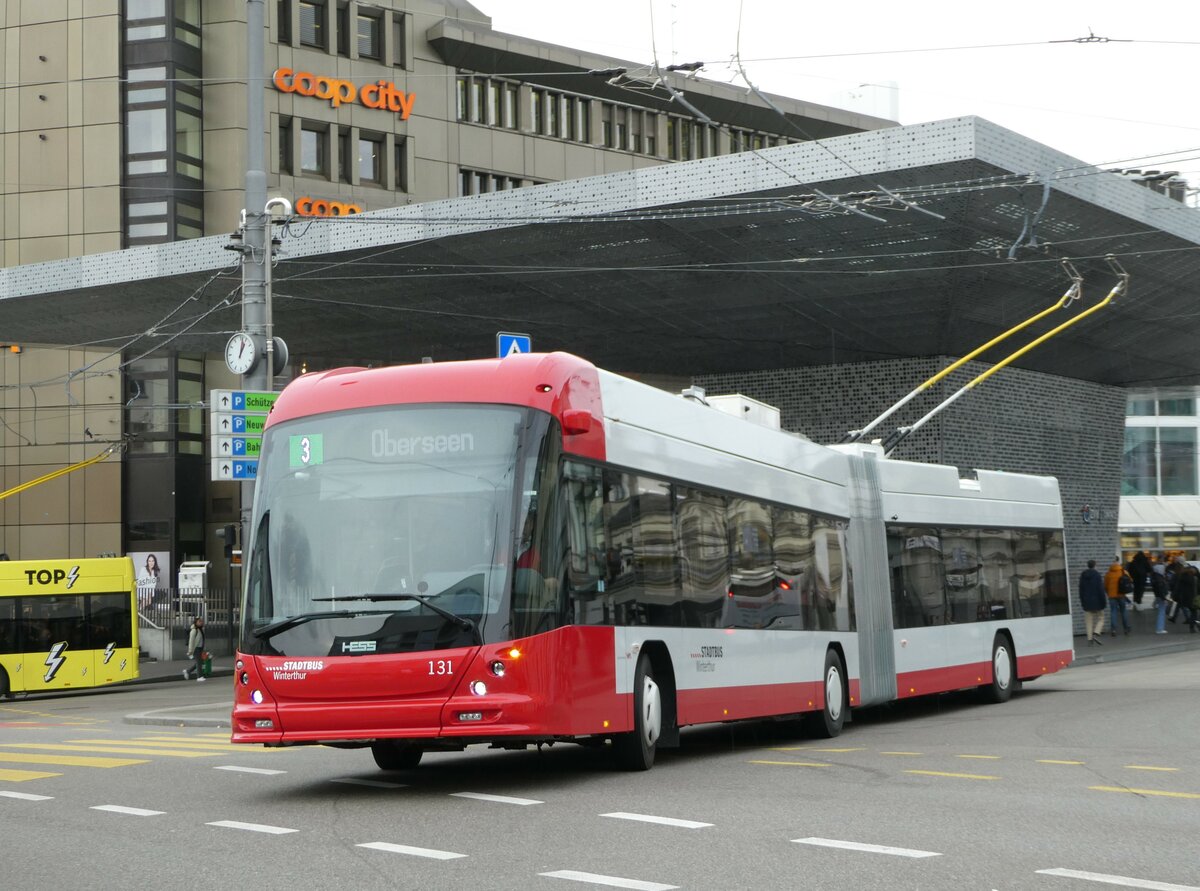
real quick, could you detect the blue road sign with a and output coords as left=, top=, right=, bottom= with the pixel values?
left=497, top=332, right=532, bottom=358
left=232, top=460, right=258, bottom=480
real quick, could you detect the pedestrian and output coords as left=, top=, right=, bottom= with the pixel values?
left=1103, top=558, right=1133, bottom=637
left=1150, top=561, right=1170, bottom=634
left=1169, top=558, right=1198, bottom=633
left=1078, top=560, right=1107, bottom=646
left=1128, top=550, right=1151, bottom=607
left=183, top=616, right=207, bottom=681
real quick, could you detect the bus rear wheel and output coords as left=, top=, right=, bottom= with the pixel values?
left=0, top=667, right=9, bottom=699
left=371, top=741, right=423, bottom=771
left=613, top=654, right=661, bottom=771
left=982, top=634, right=1015, bottom=703
left=806, top=649, right=846, bottom=739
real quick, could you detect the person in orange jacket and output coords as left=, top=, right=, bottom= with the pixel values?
left=1103, top=558, right=1133, bottom=636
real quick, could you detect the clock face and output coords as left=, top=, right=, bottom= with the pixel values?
left=225, top=332, right=257, bottom=374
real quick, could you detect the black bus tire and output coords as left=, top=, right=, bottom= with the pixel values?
left=982, top=634, right=1015, bottom=703
left=371, top=741, right=423, bottom=771
left=613, top=654, right=661, bottom=771
left=806, top=649, right=847, bottom=739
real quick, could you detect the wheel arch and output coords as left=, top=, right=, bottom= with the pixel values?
left=824, top=642, right=850, bottom=722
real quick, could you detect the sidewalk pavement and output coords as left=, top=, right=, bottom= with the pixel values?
left=123, top=606, right=1200, bottom=729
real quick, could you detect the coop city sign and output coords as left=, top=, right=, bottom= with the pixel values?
left=272, top=68, right=415, bottom=118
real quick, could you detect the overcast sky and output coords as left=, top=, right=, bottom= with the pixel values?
left=475, top=0, right=1200, bottom=192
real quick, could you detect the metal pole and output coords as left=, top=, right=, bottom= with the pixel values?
left=239, top=0, right=269, bottom=592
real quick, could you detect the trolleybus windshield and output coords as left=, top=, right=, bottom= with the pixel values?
left=242, top=405, right=539, bottom=657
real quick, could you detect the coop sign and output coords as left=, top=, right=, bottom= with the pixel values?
left=272, top=68, right=415, bottom=118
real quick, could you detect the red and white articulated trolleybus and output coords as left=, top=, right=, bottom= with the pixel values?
left=231, top=353, right=1073, bottom=770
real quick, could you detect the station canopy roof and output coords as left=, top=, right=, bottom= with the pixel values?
left=2, top=116, right=1198, bottom=386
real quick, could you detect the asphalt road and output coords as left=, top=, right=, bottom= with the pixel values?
left=1, top=653, right=1197, bottom=891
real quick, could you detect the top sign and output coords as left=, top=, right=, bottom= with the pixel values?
left=210, top=389, right=279, bottom=414
left=497, top=332, right=532, bottom=358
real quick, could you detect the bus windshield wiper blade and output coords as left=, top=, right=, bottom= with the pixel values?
left=251, top=609, right=392, bottom=640
left=313, top=593, right=480, bottom=644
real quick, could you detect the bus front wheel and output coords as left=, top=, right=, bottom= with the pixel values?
left=982, top=635, right=1015, bottom=703
left=371, top=741, right=423, bottom=771
left=806, top=649, right=846, bottom=738
left=613, top=654, right=661, bottom=771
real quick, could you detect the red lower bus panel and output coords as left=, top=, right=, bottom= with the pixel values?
left=233, top=626, right=624, bottom=745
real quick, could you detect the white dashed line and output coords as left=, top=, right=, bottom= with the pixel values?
left=792, top=837, right=941, bottom=858
left=207, top=820, right=298, bottom=834
left=91, top=805, right=165, bottom=817
left=0, top=791, right=53, bottom=801
left=213, top=766, right=286, bottom=775
left=600, top=812, right=712, bottom=829
left=1036, top=868, right=1200, bottom=890
left=330, top=777, right=407, bottom=789
left=450, top=791, right=543, bottom=806
left=356, top=841, right=467, bottom=860
left=539, top=870, right=678, bottom=890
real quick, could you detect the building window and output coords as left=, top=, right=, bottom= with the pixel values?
left=393, top=136, right=408, bottom=192
left=601, top=104, right=612, bottom=148
left=357, top=12, right=381, bottom=59
left=279, top=116, right=293, bottom=174
left=128, top=107, right=168, bottom=155
left=299, top=0, right=325, bottom=49
left=338, top=128, right=352, bottom=182
left=127, top=0, right=165, bottom=17
left=174, top=0, right=201, bottom=46
left=504, top=84, right=518, bottom=129
left=301, top=125, right=327, bottom=175
left=336, top=2, right=349, bottom=56
left=358, top=134, right=382, bottom=183
left=470, top=79, right=484, bottom=124
left=531, top=89, right=544, bottom=133
left=666, top=117, right=677, bottom=160
left=392, top=14, right=407, bottom=67
left=174, top=108, right=202, bottom=177
left=456, top=77, right=468, bottom=120
left=277, top=0, right=292, bottom=44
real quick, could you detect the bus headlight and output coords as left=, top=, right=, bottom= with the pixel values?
left=489, top=660, right=506, bottom=677
left=251, top=689, right=264, bottom=704
left=469, top=680, right=488, bottom=696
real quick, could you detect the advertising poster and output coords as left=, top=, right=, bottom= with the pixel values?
left=129, top=550, right=171, bottom=610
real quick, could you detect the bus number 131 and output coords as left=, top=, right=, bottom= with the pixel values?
left=428, top=660, right=453, bottom=676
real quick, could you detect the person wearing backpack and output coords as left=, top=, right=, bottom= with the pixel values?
left=1103, top=558, right=1133, bottom=637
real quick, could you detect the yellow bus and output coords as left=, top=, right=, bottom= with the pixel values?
left=0, top=557, right=139, bottom=695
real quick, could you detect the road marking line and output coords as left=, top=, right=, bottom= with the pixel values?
left=1036, top=866, right=1200, bottom=889
left=792, top=837, right=941, bottom=858
left=601, top=812, right=712, bottom=829
left=6, top=744, right=213, bottom=758
left=0, top=791, right=53, bottom=801
left=0, top=768, right=60, bottom=781
left=208, top=820, right=298, bottom=834
left=0, top=751, right=147, bottom=768
left=128, top=738, right=271, bottom=752
left=1090, top=786, right=1200, bottom=800
left=538, top=869, right=677, bottom=890
left=356, top=841, right=466, bottom=860
left=331, top=778, right=407, bottom=789
left=880, top=752, right=924, bottom=756
left=91, top=805, right=165, bottom=817
left=905, top=770, right=999, bottom=781
left=213, top=766, right=286, bottom=775
left=957, top=754, right=1001, bottom=760
left=1125, top=765, right=1178, bottom=772
left=803, top=747, right=866, bottom=753
left=747, top=760, right=830, bottom=767
left=451, top=792, right=543, bottom=806
left=1038, top=760, right=1084, bottom=765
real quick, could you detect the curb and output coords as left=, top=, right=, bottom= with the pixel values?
left=124, top=702, right=231, bottom=729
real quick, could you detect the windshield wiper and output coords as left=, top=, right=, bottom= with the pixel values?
left=251, top=609, right=393, bottom=640
left=312, top=594, right=481, bottom=644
